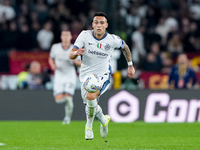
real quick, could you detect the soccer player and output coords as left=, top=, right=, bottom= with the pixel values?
left=69, top=12, right=135, bottom=140
left=49, top=31, right=81, bottom=124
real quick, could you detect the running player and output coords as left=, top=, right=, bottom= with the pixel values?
left=49, top=31, right=81, bottom=124
left=69, top=12, right=135, bottom=139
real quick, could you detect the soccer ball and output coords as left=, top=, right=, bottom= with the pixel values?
left=83, top=73, right=101, bottom=93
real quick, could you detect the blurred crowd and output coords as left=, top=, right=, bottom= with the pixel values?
left=116, top=0, right=200, bottom=72
left=0, top=0, right=94, bottom=51
left=0, top=0, right=200, bottom=90
left=115, top=0, right=200, bottom=89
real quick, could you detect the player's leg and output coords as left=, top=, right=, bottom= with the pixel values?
left=54, top=94, right=69, bottom=124
left=63, top=82, right=75, bottom=124
left=53, top=77, right=68, bottom=124
left=63, top=93, right=74, bottom=124
left=85, top=91, right=100, bottom=140
left=95, top=73, right=111, bottom=138
left=85, top=91, right=99, bottom=128
left=54, top=94, right=65, bottom=104
left=55, top=94, right=75, bottom=125
left=81, top=84, right=100, bottom=140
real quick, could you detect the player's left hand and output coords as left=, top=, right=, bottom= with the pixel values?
left=76, top=48, right=85, bottom=56
left=127, top=66, right=135, bottom=78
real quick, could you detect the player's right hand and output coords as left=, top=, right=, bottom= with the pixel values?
left=76, top=48, right=85, bottom=56
left=51, top=64, right=57, bottom=71
left=127, top=66, right=135, bottom=78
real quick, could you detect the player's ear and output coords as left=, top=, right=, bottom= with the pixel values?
left=106, top=23, right=108, bottom=28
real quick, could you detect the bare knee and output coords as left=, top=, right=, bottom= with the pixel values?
left=86, top=91, right=100, bottom=100
left=55, top=94, right=65, bottom=103
left=64, top=93, right=71, bottom=97
left=55, top=94, right=64, bottom=100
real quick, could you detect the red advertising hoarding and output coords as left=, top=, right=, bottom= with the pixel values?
left=8, top=51, right=50, bottom=74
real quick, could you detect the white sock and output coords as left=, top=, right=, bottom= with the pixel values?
left=65, top=96, right=74, bottom=120
left=55, top=98, right=65, bottom=104
left=85, top=99, right=97, bottom=129
left=95, top=105, right=107, bottom=125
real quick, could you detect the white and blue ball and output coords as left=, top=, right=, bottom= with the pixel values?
left=83, top=73, right=101, bottom=93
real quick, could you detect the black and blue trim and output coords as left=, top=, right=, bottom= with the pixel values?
left=99, top=74, right=111, bottom=94
left=92, top=31, right=108, bottom=41
left=119, top=40, right=124, bottom=49
left=73, top=45, right=79, bottom=49
left=97, top=65, right=112, bottom=101
left=109, top=65, right=112, bottom=75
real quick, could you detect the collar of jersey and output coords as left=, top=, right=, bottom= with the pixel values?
left=92, top=30, right=107, bottom=41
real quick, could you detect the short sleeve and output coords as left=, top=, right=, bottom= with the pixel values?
left=112, top=35, right=124, bottom=49
left=73, top=31, right=86, bottom=49
left=36, top=30, right=42, bottom=42
left=50, top=44, right=55, bottom=59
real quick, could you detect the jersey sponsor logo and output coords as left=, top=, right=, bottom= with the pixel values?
left=97, top=43, right=102, bottom=48
left=88, top=50, right=108, bottom=57
left=88, top=43, right=94, bottom=45
left=104, top=43, right=110, bottom=51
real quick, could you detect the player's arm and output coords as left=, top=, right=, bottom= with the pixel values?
left=72, top=59, right=81, bottom=67
left=48, top=57, right=57, bottom=71
left=69, top=47, right=85, bottom=59
left=121, top=40, right=135, bottom=78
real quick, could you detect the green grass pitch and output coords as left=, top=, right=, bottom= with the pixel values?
left=0, top=121, right=200, bottom=150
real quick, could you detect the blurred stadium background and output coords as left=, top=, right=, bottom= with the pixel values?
left=0, top=0, right=200, bottom=149
left=0, top=0, right=200, bottom=90
left=0, top=0, right=200, bottom=122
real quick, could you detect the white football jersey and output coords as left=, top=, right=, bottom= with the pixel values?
left=74, top=30, right=124, bottom=82
left=50, top=43, right=80, bottom=78
left=50, top=43, right=81, bottom=96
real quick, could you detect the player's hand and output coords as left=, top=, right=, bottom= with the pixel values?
left=127, top=66, right=135, bottom=78
left=51, top=64, right=57, bottom=71
left=76, top=48, right=85, bottom=56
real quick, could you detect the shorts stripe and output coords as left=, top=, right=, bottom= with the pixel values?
left=100, top=74, right=111, bottom=94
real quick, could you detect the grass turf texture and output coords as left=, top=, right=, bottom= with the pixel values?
left=0, top=121, right=199, bottom=150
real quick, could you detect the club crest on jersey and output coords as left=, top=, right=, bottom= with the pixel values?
left=97, top=43, right=102, bottom=48
left=104, top=43, right=110, bottom=51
